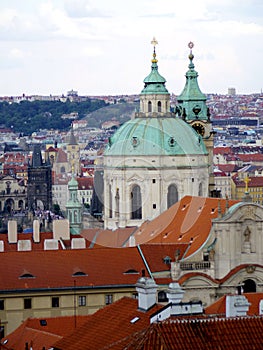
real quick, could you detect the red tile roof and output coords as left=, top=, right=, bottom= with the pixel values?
left=123, top=317, right=263, bottom=350
left=132, top=196, right=238, bottom=259
left=53, top=297, right=163, bottom=350
left=139, top=243, right=188, bottom=273
left=81, top=227, right=137, bottom=248
left=0, top=247, right=149, bottom=291
left=76, top=177, right=93, bottom=189
left=232, top=175, right=263, bottom=187
left=2, top=315, right=89, bottom=350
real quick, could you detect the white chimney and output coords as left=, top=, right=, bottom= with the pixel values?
left=53, top=219, right=70, bottom=240
left=8, top=220, right=17, bottom=243
left=33, top=220, right=40, bottom=243
left=136, top=277, right=157, bottom=311
left=167, top=283, right=185, bottom=304
left=129, top=236, right=136, bottom=247
left=226, top=295, right=250, bottom=317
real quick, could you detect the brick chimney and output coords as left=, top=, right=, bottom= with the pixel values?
left=136, top=277, right=157, bottom=311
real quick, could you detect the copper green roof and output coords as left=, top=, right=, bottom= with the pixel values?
left=177, top=51, right=206, bottom=102
left=141, top=47, right=169, bottom=95
left=104, top=117, right=207, bottom=156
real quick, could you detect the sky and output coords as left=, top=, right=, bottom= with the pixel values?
left=0, top=0, right=262, bottom=96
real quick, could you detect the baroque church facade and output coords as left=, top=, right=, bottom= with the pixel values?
left=103, top=40, right=213, bottom=229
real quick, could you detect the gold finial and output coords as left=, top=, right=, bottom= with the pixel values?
left=151, top=37, right=158, bottom=63
left=243, top=174, right=251, bottom=193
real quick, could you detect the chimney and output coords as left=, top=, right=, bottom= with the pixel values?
left=136, top=277, right=157, bottom=311
left=33, top=219, right=40, bottom=243
left=8, top=220, right=17, bottom=243
left=166, top=282, right=185, bottom=304
left=226, top=295, right=250, bottom=317
left=53, top=219, right=70, bottom=240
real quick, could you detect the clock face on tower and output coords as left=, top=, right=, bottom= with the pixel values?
left=192, top=122, right=205, bottom=136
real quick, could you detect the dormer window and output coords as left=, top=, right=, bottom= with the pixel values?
left=19, top=273, right=35, bottom=279
left=72, top=271, right=87, bottom=277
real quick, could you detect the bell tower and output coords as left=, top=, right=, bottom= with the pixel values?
left=177, top=42, right=215, bottom=196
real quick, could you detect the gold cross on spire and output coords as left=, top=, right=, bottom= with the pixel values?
left=151, top=37, right=158, bottom=48
left=151, top=37, right=158, bottom=63
left=243, top=174, right=251, bottom=193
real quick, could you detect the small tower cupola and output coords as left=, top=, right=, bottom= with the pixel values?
left=138, top=37, right=171, bottom=117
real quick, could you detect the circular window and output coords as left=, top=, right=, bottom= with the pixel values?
left=131, top=136, right=140, bottom=147
left=168, top=137, right=176, bottom=147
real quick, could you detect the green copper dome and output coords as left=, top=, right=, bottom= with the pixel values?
left=104, top=117, right=207, bottom=156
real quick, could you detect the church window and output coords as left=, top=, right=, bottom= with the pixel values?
left=131, top=185, right=142, bottom=220
left=148, top=101, right=152, bottom=112
left=198, top=183, right=203, bottom=196
left=152, top=179, right=156, bottom=184
left=192, top=178, right=194, bottom=182
left=167, top=184, right=178, bottom=209
left=157, top=101, right=162, bottom=112
left=153, top=204, right=156, bottom=209
left=243, top=279, right=256, bottom=293
left=109, top=185, right=112, bottom=218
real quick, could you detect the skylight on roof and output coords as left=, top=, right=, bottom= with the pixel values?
left=40, top=319, right=47, bottom=326
left=130, top=316, right=140, bottom=324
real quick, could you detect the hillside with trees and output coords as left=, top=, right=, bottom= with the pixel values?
left=0, top=99, right=107, bottom=135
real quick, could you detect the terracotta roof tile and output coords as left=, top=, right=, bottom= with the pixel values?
left=81, top=227, right=137, bottom=248
left=133, top=196, right=238, bottom=259
left=0, top=247, right=148, bottom=291
left=2, top=315, right=89, bottom=350
left=123, top=317, right=263, bottom=349
left=139, top=243, right=188, bottom=273
left=205, top=293, right=263, bottom=317
left=53, top=297, right=163, bottom=350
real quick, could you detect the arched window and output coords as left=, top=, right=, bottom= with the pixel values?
left=243, top=279, right=256, bottom=293
left=198, top=183, right=203, bottom=196
left=60, top=166, right=65, bottom=173
left=109, top=185, right=112, bottom=218
left=148, top=101, right=152, bottom=112
left=157, top=101, right=162, bottom=112
left=131, top=185, right=142, bottom=219
left=167, top=184, right=178, bottom=209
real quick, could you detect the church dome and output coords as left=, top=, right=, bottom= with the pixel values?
left=104, top=116, right=207, bottom=156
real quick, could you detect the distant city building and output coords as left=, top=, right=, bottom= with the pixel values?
left=27, top=144, right=52, bottom=211
left=228, top=87, right=236, bottom=95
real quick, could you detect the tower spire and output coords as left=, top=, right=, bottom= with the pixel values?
left=177, top=41, right=207, bottom=121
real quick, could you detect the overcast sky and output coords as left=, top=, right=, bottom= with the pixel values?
left=0, top=0, right=262, bottom=96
